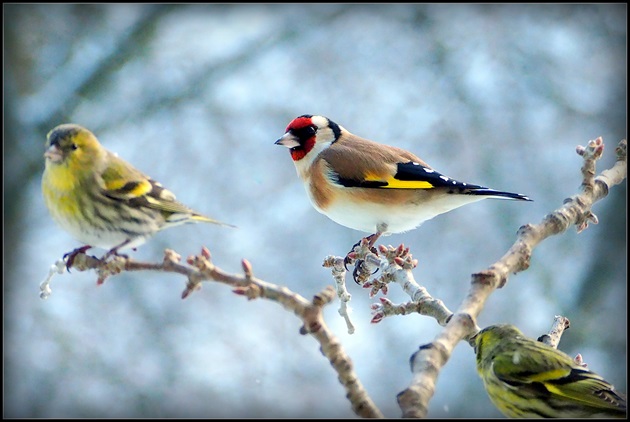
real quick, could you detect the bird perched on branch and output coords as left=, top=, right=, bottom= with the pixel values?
left=42, top=123, right=233, bottom=268
left=275, top=115, right=531, bottom=250
left=473, top=324, right=627, bottom=418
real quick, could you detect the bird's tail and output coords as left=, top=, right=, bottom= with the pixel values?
left=191, top=214, right=237, bottom=228
left=468, top=188, right=532, bottom=201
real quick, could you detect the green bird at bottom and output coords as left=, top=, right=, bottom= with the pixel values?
left=473, top=324, right=626, bottom=418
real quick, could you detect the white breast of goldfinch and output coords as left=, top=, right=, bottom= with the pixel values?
left=304, top=182, right=487, bottom=234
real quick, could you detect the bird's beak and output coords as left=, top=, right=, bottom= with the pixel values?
left=275, top=132, right=300, bottom=148
left=44, top=144, right=64, bottom=163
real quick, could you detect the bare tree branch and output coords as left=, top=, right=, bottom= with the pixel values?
left=537, top=315, right=571, bottom=348
left=41, top=247, right=383, bottom=418
left=397, top=138, right=627, bottom=417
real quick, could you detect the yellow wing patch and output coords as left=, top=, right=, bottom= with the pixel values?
left=526, top=368, right=571, bottom=383
left=105, top=178, right=153, bottom=198
left=364, top=173, right=435, bottom=189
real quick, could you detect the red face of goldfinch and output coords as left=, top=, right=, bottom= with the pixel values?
left=275, top=115, right=531, bottom=246
left=276, top=115, right=341, bottom=162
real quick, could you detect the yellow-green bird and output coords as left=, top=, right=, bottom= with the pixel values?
left=42, top=124, right=233, bottom=266
left=473, top=324, right=626, bottom=418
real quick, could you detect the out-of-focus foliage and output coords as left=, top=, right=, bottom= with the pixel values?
left=4, top=4, right=626, bottom=418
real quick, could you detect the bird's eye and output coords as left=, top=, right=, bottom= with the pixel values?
left=70, top=143, right=78, bottom=151
left=295, top=125, right=316, bottom=139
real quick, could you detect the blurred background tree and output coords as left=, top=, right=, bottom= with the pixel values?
left=4, top=4, right=626, bottom=418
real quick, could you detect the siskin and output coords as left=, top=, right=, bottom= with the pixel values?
left=473, top=324, right=626, bottom=418
left=42, top=123, right=233, bottom=266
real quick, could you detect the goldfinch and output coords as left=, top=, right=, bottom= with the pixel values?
left=275, top=115, right=531, bottom=247
left=42, top=123, right=233, bottom=267
left=473, top=324, right=627, bottom=418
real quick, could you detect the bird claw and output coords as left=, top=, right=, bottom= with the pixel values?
left=351, top=258, right=380, bottom=284
left=343, top=254, right=353, bottom=271
left=352, top=260, right=364, bottom=283
left=365, top=233, right=381, bottom=248
left=63, top=245, right=92, bottom=272
left=344, top=235, right=380, bottom=266
left=345, top=235, right=381, bottom=282
left=101, top=239, right=132, bottom=262
left=63, top=243, right=130, bottom=273
left=344, top=239, right=363, bottom=270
